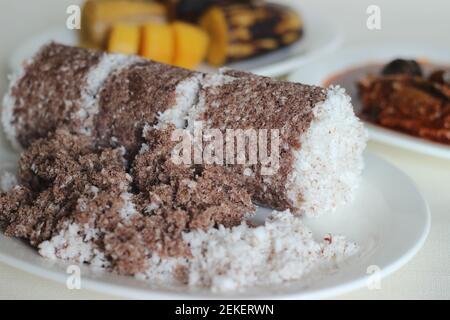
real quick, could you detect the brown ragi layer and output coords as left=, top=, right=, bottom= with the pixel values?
left=132, top=126, right=255, bottom=257
left=0, top=127, right=254, bottom=276
left=0, top=130, right=130, bottom=247
left=95, top=60, right=197, bottom=157
left=10, top=43, right=102, bottom=147
left=198, top=75, right=327, bottom=210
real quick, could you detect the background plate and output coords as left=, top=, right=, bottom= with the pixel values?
left=0, top=152, right=430, bottom=299
left=8, top=1, right=340, bottom=77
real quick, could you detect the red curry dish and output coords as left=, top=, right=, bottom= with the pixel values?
left=326, top=59, right=450, bottom=145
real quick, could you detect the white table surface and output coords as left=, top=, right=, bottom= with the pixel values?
left=0, top=0, right=449, bottom=299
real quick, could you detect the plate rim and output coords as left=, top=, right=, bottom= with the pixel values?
left=0, top=152, right=431, bottom=299
left=366, top=123, right=450, bottom=160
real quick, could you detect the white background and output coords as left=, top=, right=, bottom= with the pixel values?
left=0, top=0, right=449, bottom=299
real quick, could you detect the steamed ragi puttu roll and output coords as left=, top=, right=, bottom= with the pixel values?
left=2, top=43, right=366, bottom=215
left=184, top=70, right=367, bottom=215
left=2, top=43, right=200, bottom=156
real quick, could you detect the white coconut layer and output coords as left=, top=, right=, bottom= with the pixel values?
left=155, top=75, right=201, bottom=130
left=135, top=255, right=189, bottom=286
left=37, top=190, right=136, bottom=268
left=137, top=210, right=358, bottom=292
left=36, top=201, right=358, bottom=292
left=286, top=86, right=367, bottom=217
left=1, top=55, right=35, bottom=150
left=75, top=54, right=141, bottom=135
left=156, top=73, right=236, bottom=132
left=38, top=221, right=110, bottom=269
left=118, top=191, right=138, bottom=221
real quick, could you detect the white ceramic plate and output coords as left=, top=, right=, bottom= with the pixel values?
left=287, top=43, right=450, bottom=160
left=0, top=152, right=430, bottom=299
left=8, top=1, right=340, bottom=77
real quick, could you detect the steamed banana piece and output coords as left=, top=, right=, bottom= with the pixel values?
left=81, top=0, right=167, bottom=49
